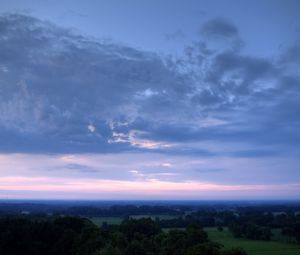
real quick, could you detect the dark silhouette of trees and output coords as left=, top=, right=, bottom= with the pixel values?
left=229, top=222, right=272, bottom=240
left=0, top=216, right=248, bottom=255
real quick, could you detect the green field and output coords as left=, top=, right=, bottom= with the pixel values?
left=205, top=227, right=300, bottom=255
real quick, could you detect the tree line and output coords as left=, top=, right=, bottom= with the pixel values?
left=0, top=216, right=247, bottom=255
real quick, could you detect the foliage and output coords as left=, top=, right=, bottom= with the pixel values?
left=0, top=216, right=248, bottom=255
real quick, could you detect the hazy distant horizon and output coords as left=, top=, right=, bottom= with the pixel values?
left=1, top=199, right=300, bottom=206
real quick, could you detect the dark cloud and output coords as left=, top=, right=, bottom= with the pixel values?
left=0, top=13, right=299, bottom=157
left=0, top=13, right=192, bottom=153
left=280, top=44, right=300, bottom=64
left=206, top=51, right=275, bottom=89
left=201, top=18, right=239, bottom=39
left=164, top=29, right=185, bottom=41
left=227, top=149, right=280, bottom=158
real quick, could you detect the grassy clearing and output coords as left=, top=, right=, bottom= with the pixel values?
left=205, top=227, right=300, bottom=255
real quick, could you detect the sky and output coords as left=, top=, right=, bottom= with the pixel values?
left=0, top=0, right=300, bottom=200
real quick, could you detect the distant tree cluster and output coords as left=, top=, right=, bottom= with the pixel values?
left=229, top=222, right=272, bottom=240
left=0, top=204, right=183, bottom=217
left=281, top=224, right=300, bottom=243
left=226, top=212, right=300, bottom=243
left=167, top=209, right=300, bottom=243
left=0, top=216, right=247, bottom=255
left=65, top=205, right=183, bottom=217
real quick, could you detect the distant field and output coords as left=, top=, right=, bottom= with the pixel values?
left=205, top=227, right=300, bottom=255
left=89, top=214, right=178, bottom=226
left=130, top=214, right=179, bottom=220
left=89, top=217, right=123, bottom=226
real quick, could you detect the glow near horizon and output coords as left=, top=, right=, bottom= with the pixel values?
left=1, top=153, right=299, bottom=200
left=1, top=177, right=299, bottom=200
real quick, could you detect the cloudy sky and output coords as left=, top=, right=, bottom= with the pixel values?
left=0, top=0, right=300, bottom=200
